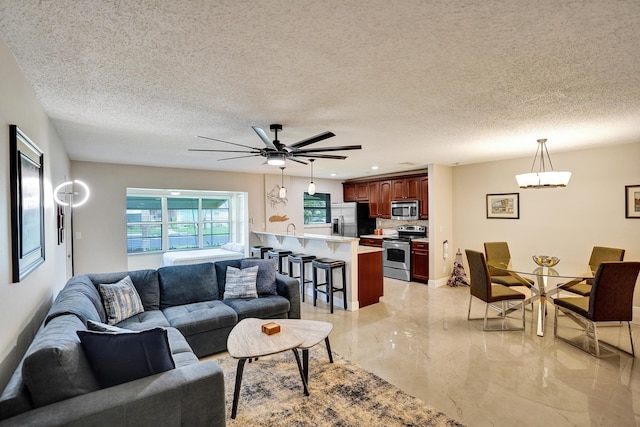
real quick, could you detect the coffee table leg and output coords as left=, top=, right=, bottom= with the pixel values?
left=291, top=349, right=309, bottom=396
left=325, top=337, right=334, bottom=363
left=302, top=349, right=309, bottom=382
left=231, top=358, right=247, bottom=419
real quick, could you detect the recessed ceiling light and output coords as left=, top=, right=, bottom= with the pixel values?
left=330, top=173, right=337, bottom=177
left=371, top=166, right=379, bottom=170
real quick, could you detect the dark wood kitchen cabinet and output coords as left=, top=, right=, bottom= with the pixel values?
left=343, top=182, right=369, bottom=202
left=359, top=237, right=383, bottom=247
left=368, top=180, right=392, bottom=218
left=391, top=177, right=419, bottom=200
left=419, top=176, right=429, bottom=219
left=358, top=250, right=383, bottom=308
left=368, top=181, right=380, bottom=217
left=411, top=241, right=429, bottom=283
left=379, top=180, right=392, bottom=218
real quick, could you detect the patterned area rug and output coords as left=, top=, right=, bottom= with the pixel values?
left=212, top=346, right=464, bottom=426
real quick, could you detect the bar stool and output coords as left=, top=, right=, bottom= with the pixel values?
left=287, top=253, right=316, bottom=302
left=267, top=249, right=293, bottom=274
left=250, top=246, right=273, bottom=259
left=312, top=258, right=347, bottom=313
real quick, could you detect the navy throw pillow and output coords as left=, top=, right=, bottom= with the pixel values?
left=241, top=258, right=278, bottom=295
left=77, top=328, right=175, bottom=388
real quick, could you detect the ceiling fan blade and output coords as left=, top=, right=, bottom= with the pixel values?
left=294, top=145, right=362, bottom=154
left=297, top=153, right=347, bottom=160
left=218, top=154, right=263, bottom=161
left=251, top=126, right=277, bottom=150
left=288, top=131, right=336, bottom=149
left=188, top=149, right=260, bottom=153
left=196, top=135, right=258, bottom=150
left=288, top=157, right=309, bottom=165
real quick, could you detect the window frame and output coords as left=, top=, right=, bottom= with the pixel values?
left=303, top=192, right=331, bottom=225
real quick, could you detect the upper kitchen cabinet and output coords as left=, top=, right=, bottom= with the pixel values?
left=343, top=182, right=369, bottom=202
left=368, top=180, right=392, bottom=218
left=391, top=177, right=419, bottom=200
left=419, top=176, right=429, bottom=219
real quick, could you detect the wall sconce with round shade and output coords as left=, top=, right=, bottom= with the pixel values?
left=307, top=159, right=316, bottom=195
left=279, top=167, right=287, bottom=198
left=53, top=179, right=91, bottom=275
left=515, top=139, right=571, bottom=189
left=267, top=152, right=286, bottom=166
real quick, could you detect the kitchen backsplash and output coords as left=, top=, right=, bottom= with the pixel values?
left=376, top=218, right=428, bottom=236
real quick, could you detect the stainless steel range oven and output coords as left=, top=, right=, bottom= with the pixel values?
left=382, top=225, right=427, bottom=281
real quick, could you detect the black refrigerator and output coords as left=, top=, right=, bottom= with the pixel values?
left=330, top=202, right=376, bottom=237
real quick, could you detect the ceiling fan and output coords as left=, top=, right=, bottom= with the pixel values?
left=189, top=124, right=362, bottom=165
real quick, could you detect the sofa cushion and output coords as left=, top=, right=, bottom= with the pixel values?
left=98, top=276, right=145, bottom=325
left=89, top=269, right=161, bottom=311
left=77, top=328, right=175, bottom=388
left=162, top=300, right=238, bottom=337
left=222, top=295, right=291, bottom=321
left=22, top=315, right=99, bottom=408
left=115, top=310, right=171, bottom=331
left=241, top=258, right=278, bottom=295
left=223, top=265, right=259, bottom=299
left=158, top=263, right=218, bottom=308
left=44, top=285, right=103, bottom=326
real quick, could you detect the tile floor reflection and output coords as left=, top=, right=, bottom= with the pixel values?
left=301, top=278, right=640, bottom=427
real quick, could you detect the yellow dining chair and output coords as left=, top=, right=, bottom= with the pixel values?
left=558, top=246, right=625, bottom=296
left=483, top=242, right=534, bottom=288
left=553, top=261, right=640, bottom=357
left=466, top=249, right=526, bottom=331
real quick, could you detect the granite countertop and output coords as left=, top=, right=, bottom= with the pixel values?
left=253, top=231, right=359, bottom=243
left=411, top=238, right=429, bottom=243
left=358, top=245, right=383, bottom=254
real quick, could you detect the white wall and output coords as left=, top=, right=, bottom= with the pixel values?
left=428, top=164, right=454, bottom=285
left=0, top=38, right=70, bottom=390
left=69, top=161, right=344, bottom=272
left=451, top=142, right=640, bottom=306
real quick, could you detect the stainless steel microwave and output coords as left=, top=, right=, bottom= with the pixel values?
left=390, top=200, right=419, bottom=220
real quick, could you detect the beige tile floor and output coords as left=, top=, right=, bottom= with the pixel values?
left=301, top=278, right=640, bottom=427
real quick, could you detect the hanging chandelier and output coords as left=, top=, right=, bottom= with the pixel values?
left=279, top=167, right=287, bottom=198
left=515, top=139, right=571, bottom=189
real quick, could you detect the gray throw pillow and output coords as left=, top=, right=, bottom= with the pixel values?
left=241, top=258, right=278, bottom=295
left=223, top=265, right=259, bottom=299
left=98, top=276, right=144, bottom=325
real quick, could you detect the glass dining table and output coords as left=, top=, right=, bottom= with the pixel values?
left=487, top=260, right=594, bottom=336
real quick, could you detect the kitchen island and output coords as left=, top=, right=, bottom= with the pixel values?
left=251, top=231, right=383, bottom=311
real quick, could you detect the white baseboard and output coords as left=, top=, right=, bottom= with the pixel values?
left=429, top=277, right=449, bottom=288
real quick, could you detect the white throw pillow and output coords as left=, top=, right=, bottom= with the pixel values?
left=223, top=265, right=259, bottom=299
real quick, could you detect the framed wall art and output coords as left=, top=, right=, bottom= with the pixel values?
left=9, top=124, right=45, bottom=282
left=625, top=185, right=640, bottom=218
left=486, top=193, right=519, bottom=219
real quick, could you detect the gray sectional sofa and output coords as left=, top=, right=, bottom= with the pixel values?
left=0, top=258, right=300, bottom=426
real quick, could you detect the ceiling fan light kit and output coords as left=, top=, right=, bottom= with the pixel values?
left=516, top=138, right=571, bottom=189
left=191, top=124, right=362, bottom=166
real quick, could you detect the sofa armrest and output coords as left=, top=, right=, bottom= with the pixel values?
left=276, top=273, right=300, bottom=319
left=0, top=361, right=225, bottom=427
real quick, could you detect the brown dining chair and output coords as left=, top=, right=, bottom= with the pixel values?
left=557, top=246, right=625, bottom=296
left=553, top=261, right=640, bottom=357
left=466, top=249, right=526, bottom=331
left=483, top=242, right=534, bottom=288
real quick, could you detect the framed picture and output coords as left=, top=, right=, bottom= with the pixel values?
left=486, top=193, right=519, bottom=219
left=625, top=185, right=640, bottom=218
left=9, top=125, right=45, bottom=282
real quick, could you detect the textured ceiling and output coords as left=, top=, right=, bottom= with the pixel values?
left=1, top=0, right=639, bottom=179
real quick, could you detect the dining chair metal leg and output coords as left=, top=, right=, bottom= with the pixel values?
left=628, top=322, right=636, bottom=357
